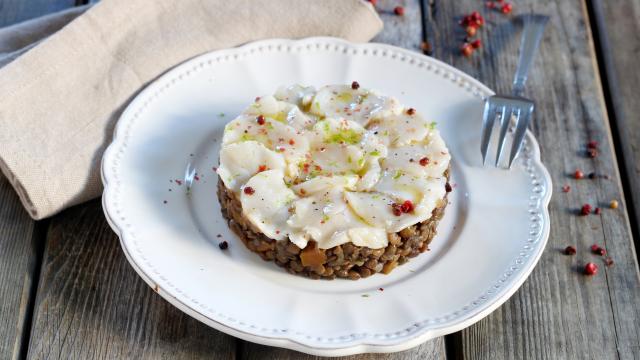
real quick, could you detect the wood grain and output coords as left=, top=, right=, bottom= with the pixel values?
left=371, top=0, right=424, bottom=51
left=0, top=0, right=76, bottom=27
left=0, top=3, right=79, bottom=360
left=26, top=201, right=237, bottom=359
left=590, top=0, right=640, bottom=253
left=241, top=339, right=446, bottom=360
left=8, top=1, right=640, bottom=360
left=418, top=0, right=640, bottom=358
left=0, top=174, right=41, bottom=360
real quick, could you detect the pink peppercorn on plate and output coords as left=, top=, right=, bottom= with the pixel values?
left=102, top=37, right=552, bottom=356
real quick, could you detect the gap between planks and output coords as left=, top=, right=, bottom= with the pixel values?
left=584, top=0, right=640, bottom=260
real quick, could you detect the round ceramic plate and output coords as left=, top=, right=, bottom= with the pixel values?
left=102, top=37, right=551, bottom=356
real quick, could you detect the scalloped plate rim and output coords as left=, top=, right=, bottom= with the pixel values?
left=101, top=37, right=552, bottom=356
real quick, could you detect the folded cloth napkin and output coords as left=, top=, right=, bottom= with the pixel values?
left=0, top=0, right=382, bottom=220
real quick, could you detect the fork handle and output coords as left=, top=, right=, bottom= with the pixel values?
left=512, top=14, right=549, bottom=97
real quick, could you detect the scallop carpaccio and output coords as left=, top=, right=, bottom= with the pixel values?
left=216, top=84, right=451, bottom=279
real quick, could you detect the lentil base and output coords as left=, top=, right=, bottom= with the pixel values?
left=217, top=171, right=450, bottom=280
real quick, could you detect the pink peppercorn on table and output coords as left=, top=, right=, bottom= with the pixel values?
left=1, top=0, right=639, bottom=359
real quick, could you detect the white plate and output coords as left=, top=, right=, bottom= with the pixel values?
left=102, top=37, right=551, bottom=356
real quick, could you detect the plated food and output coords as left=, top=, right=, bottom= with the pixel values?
left=217, top=83, right=451, bottom=279
left=104, top=38, right=552, bottom=354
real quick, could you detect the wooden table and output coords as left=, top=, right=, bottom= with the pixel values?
left=1, top=0, right=639, bottom=359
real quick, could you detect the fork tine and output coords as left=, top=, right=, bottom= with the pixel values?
left=480, top=100, right=498, bottom=164
left=495, top=106, right=518, bottom=166
left=507, top=106, right=532, bottom=168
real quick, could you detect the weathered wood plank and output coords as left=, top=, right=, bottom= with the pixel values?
left=0, top=0, right=76, bottom=27
left=240, top=0, right=447, bottom=358
left=0, top=3, right=79, bottom=360
left=26, top=201, right=237, bottom=359
left=590, top=0, right=640, bottom=255
left=12, top=1, right=639, bottom=360
left=372, top=0, right=424, bottom=51
left=241, top=339, right=447, bottom=360
left=419, top=0, right=640, bottom=358
left=0, top=174, right=41, bottom=360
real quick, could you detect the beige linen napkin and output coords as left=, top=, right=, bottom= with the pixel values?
left=0, top=0, right=382, bottom=220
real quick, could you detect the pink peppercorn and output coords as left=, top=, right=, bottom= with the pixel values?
left=466, top=25, right=477, bottom=37
left=501, top=3, right=513, bottom=14
left=461, top=43, right=474, bottom=57
left=605, top=258, right=614, bottom=267
left=584, top=262, right=598, bottom=276
left=591, top=244, right=606, bottom=256
left=400, top=200, right=414, bottom=213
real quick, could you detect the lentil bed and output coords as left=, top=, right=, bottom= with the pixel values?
left=217, top=173, right=450, bottom=280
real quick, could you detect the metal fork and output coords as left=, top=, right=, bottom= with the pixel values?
left=481, top=14, right=549, bottom=168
